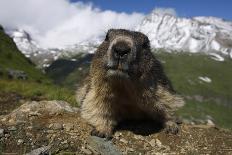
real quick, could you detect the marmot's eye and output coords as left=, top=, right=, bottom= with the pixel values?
left=105, top=33, right=109, bottom=41
left=142, top=41, right=149, bottom=49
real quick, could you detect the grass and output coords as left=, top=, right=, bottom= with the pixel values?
left=0, top=26, right=78, bottom=106
left=153, top=51, right=232, bottom=129
left=154, top=51, right=232, bottom=103
left=0, top=79, right=77, bottom=106
left=177, top=99, right=232, bottom=129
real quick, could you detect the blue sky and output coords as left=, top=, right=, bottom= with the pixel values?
left=71, top=0, right=232, bottom=20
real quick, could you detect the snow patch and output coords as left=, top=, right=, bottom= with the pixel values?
left=209, top=53, right=224, bottom=61
left=198, top=76, right=212, bottom=83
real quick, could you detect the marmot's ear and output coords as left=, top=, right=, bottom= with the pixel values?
left=105, top=29, right=114, bottom=41
left=142, top=36, right=150, bottom=49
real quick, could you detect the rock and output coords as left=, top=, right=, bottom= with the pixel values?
left=7, top=69, right=28, bottom=80
left=25, top=146, right=51, bottom=155
left=4, top=134, right=10, bottom=138
left=114, top=132, right=122, bottom=140
left=17, top=139, right=24, bottom=145
left=134, top=135, right=145, bottom=140
left=8, top=126, right=17, bottom=131
left=0, top=100, right=78, bottom=126
left=149, top=139, right=162, bottom=147
left=88, top=136, right=122, bottom=155
left=81, top=147, right=92, bottom=155
left=0, top=129, right=4, bottom=137
left=63, top=123, right=74, bottom=131
left=155, top=139, right=162, bottom=148
left=149, top=139, right=156, bottom=147
left=119, top=138, right=128, bottom=144
left=206, top=119, right=215, bottom=126
left=49, top=123, right=63, bottom=130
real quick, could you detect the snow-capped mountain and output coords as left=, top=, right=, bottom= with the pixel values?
left=4, top=11, right=232, bottom=68
left=5, top=29, right=98, bottom=68
left=136, top=11, right=232, bottom=58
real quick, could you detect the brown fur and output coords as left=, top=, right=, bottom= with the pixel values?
left=76, top=29, right=185, bottom=138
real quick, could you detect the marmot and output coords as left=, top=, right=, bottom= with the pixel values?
left=76, top=29, right=185, bottom=138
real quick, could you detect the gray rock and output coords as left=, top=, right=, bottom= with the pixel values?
left=0, top=129, right=4, bottom=137
left=63, top=123, right=74, bottom=131
left=119, top=138, right=128, bottom=144
left=206, top=119, right=215, bottom=126
left=81, top=147, right=92, bottom=155
left=17, top=139, right=24, bottom=145
left=7, top=69, right=28, bottom=80
left=88, top=136, right=122, bottom=155
left=25, top=146, right=51, bottom=155
left=8, top=126, right=17, bottom=131
left=49, top=123, right=63, bottom=130
left=1, top=100, right=78, bottom=126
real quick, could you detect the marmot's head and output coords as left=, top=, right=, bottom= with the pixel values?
left=102, top=29, right=150, bottom=80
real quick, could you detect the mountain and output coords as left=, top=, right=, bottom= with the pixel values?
left=3, top=11, right=232, bottom=67
left=0, top=25, right=47, bottom=81
left=5, top=29, right=62, bottom=68
left=136, top=11, right=232, bottom=58
left=5, top=29, right=99, bottom=68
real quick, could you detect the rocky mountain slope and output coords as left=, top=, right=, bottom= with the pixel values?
left=136, top=11, right=232, bottom=58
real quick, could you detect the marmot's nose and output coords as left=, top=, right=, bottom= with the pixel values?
left=113, top=42, right=131, bottom=59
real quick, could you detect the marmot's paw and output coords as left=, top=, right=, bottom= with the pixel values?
left=164, top=121, right=179, bottom=134
left=91, top=128, right=113, bottom=140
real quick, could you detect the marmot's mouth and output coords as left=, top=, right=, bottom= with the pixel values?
left=106, top=69, right=129, bottom=78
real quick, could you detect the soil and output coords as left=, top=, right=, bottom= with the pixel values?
left=0, top=92, right=232, bottom=155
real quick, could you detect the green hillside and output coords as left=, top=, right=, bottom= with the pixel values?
left=46, top=51, right=232, bottom=129
left=0, top=26, right=76, bottom=105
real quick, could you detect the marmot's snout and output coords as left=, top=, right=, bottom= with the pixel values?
left=106, top=38, right=134, bottom=78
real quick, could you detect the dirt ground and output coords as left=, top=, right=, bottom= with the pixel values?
left=0, top=92, right=232, bottom=155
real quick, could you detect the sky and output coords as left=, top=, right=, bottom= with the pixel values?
left=0, top=0, right=231, bottom=48
left=78, top=0, right=232, bottom=20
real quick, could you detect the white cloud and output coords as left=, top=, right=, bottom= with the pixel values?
left=0, top=0, right=144, bottom=48
left=152, top=7, right=177, bottom=16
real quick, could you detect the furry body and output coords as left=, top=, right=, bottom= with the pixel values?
left=76, top=29, right=184, bottom=138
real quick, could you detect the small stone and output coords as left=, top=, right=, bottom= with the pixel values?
left=114, top=132, right=122, bottom=140
left=81, top=147, right=92, bottom=155
left=144, top=143, right=150, bottom=149
left=149, top=139, right=156, bottom=147
left=206, top=119, right=215, bottom=126
left=61, top=140, right=68, bottom=144
left=8, top=126, right=17, bottom=131
left=134, top=135, right=144, bottom=140
left=63, top=123, right=74, bottom=131
left=156, top=139, right=162, bottom=147
left=25, top=146, right=51, bottom=155
left=17, top=139, right=24, bottom=145
left=127, top=147, right=134, bottom=152
left=5, top=134, right=10, bottom=138
left=0, top=129, right=4, bottom=137
left=49, top=123, right=63, bottom=130
left=120, top=138, right=128, bottom=144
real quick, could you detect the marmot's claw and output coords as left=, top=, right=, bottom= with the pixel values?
left=164, top=121, right=179, bottom=134
left=91, top=128, right=112, bottom=140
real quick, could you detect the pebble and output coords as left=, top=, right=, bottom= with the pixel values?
left=156, top=139, right=162, bottom=148
left=0, top=129, right=4, bottom=137
left=49, top=123, right=63, bottom=130
left=5, top=134, right=10, bottom=138
left=206, top=119, right=215, bottom=126
left=63, top=123, right=74, bottom=131
left=81, top=147, right=92, bottom=155
left=17, top=139, right=24, bottom=145
left=120, top=138, right=128, bottom=144
left=149, top=139, right=156, bottom=147
left=8, top=126, right=17, bottom=131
